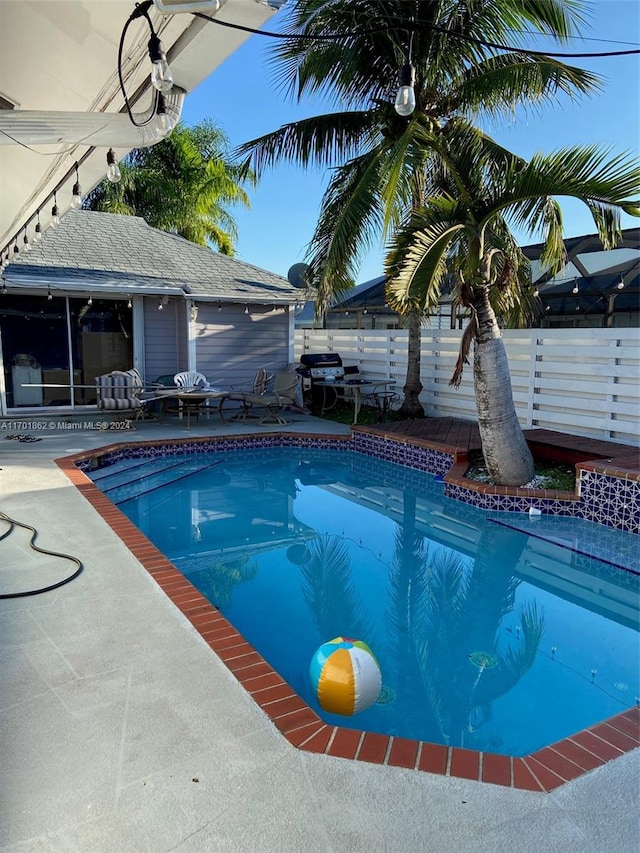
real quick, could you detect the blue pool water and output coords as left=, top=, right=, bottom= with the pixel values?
left=91, top=447, right=640, bottom=757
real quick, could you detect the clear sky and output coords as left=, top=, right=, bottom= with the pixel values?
left=181, top=0, right=640, bottom=283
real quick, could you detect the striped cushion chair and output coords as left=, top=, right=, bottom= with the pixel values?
left=96, top=369, right=146, bottom=418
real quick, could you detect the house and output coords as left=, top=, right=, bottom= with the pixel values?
left=302, top=228, right=639, bottom=330
left=0, top=210, right=300, bottom=412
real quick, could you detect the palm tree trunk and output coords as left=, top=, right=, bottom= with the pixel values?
left=398, top=308, right=425, bottom=418
left=472, top=284, right=534, bottom=486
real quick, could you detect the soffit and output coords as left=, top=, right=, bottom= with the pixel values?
left=0, top=0, right=275, bottom=250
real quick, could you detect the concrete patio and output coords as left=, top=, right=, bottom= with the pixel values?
left=1, top=413, right=638, bottom=852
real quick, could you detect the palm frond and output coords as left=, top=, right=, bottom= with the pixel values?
left=450, top=312, right=478, bottom=388
left=234, top=109, right=379, bottom=175
left=452, top=53, right=600, bottom=119
left=304, top=150, right=388, bottom=311
left=386, top=204, right=465, bottom=311
left=479, top=145, right=640, bottom=259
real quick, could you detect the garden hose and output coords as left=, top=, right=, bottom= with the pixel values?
left=0, top=510, right=83, bottom=599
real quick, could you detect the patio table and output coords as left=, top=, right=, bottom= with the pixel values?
left=315, top=379, right=396, bottom=425
left=153, top=389, right=229, bottom=429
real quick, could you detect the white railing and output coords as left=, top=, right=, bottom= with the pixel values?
left=295, top=327, right=640, bottom=445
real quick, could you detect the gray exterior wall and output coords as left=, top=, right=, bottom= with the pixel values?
left=143, top=297, right=188, bottom=382
left=195, top=302, right=291, bottom=387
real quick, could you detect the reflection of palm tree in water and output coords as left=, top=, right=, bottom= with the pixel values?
left=387, top=500, right=545, bottom=750
left=298, top=534, right=378, bottom=648
left=198, top=556, right=258, bottom=610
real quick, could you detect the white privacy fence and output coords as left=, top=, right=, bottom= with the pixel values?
left=295, top=328, right=640, bottom=445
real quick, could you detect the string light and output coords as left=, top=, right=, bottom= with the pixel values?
left=106, top=149, right=121, bottom=183
left=218, top=301, right=222, bottom=311
left=87, top=293, right=93, bottom=305
left=47, top=285, right=53, bottom=301
left=572, top=279, right=579, bottom=294
left=617, top=276, right=625, bottom=290
left=395, top=62, right=416, bottom=117
left=34, top=210, right=42, bottom=243
left=244, top=304, right=249, bottom=314
left=127, top=295, right=132, bottom=308
left=51, top=191, right=60, bottom=226
left=189, top=7, right=640, bottom=59
left=156, top=94, right=176, bottom=135
left=71, top=162, right=82, bottom=209
left=22, top=226, right=30, bottom=253
left=148, top=33, right=173, bottom=93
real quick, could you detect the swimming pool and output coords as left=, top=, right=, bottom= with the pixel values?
left=87, top=445, right=639, bottom=759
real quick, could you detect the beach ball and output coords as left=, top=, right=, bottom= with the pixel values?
left=310, top=637, right=382, bottom=716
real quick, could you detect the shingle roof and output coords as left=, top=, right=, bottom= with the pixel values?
left=6, top=210, right=299, bottom=303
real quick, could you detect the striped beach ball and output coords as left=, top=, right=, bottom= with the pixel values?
left=310, top=637, right=382, bottom=716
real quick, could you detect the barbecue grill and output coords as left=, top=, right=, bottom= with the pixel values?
left=297, top=353, right=345, bottom=408
left=298, top=352, right=345, bottom=382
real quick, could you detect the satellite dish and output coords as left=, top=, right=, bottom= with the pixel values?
left=287, top=263, right=310, bottom=289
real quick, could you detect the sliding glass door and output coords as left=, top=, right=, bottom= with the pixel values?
left=0, top=294, right=133, bottom=409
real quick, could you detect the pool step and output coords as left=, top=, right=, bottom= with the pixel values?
left=107, top=458, right=224, bottom=505
left=89, top=455, right=186, bottom=486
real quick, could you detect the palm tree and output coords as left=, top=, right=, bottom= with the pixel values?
left=86, top=120, right=254, bottom=255
left=237, top=0, right=599, bottom=416
left=386, top=129, right=640, bottom=484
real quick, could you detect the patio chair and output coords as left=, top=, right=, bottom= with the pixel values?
left=224, top=368, right=273, bottom=421
left=173, top=371, right=210, bottom=421
left=95, top=368, right=147, bottom=420
left=173, top=371, right=209, bottom=390
left=149, top=374, right=179, bottom=419
left=361, top=382, right=400, bottom=422
left=227, top=371, right=300, bottom=425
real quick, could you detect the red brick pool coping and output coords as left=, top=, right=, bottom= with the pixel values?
left=56, top=437, right=640, bottom=792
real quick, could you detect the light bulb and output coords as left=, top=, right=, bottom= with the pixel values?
left=127, top=298, right=132, bottom=309
left=394, top=63, right=416, bottom=117
left=71, top=180, right=82, bottom=209
left=617, top=278, right=624, bottom=290
left=106, top=149, right=121, bottom=183
left=87, top=295, right=93, bottom=306
left=47, top=287, right=53, bottom=301
left=148, top=35, right=173, bottom=92
left=51, top=203, right=60, bottom=226
left=151, top=59, right=173, bottom=92
left=23, top=232, right=30, bottom=252
left=572, top=282, right=579, bottom=294
left=158, top=299, right=164, bottom=310
left=157, top=110, right=175, bottom=135
left=34, top=222, right=42, bottom=242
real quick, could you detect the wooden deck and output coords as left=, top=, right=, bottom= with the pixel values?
left=364, top=417, right=640, bottom=476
